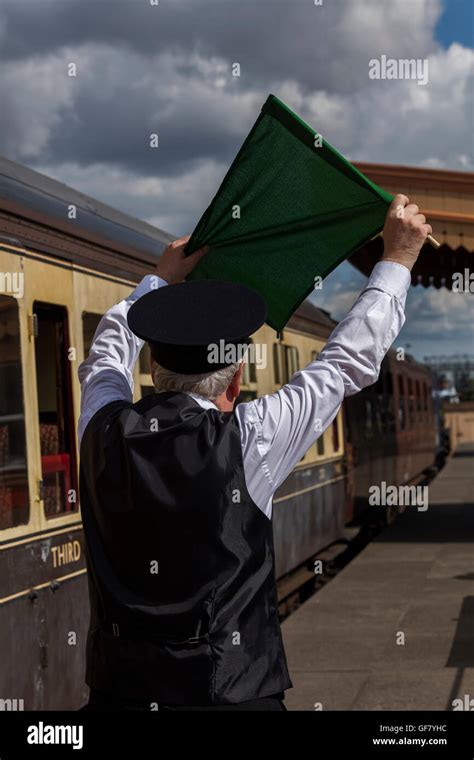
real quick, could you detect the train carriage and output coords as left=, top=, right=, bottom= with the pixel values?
left=345, top=350, right=437, bottom=520
left=0, top=157, right=436, bottom=709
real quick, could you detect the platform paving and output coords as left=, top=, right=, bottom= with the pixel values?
left=281, top=443, right=474, bottom=710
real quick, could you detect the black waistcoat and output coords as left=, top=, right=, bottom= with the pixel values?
left=79, top=392, right=292, bottom=705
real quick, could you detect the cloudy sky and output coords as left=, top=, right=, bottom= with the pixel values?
left=1, top=0, right=473, bottom=361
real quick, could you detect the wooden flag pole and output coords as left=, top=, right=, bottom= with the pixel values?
left=427, top=234, right=441, bottom=249
left=373, top=232, right=441, bottom=248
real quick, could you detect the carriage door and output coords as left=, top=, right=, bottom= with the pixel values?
left=33, top=302, right=77, bottom=517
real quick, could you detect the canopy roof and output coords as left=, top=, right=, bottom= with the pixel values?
left=350, top=163, right=474, bottom=290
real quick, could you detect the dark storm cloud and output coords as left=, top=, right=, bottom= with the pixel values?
left=2, top=0, right=326, bottom=175
left=41, top=50, right=249, bottom=176
left=0, top=0, right=433, bottom=93
left=0, top=0, right=334, bottom=89
left=0, top=0, right=445, bottom=175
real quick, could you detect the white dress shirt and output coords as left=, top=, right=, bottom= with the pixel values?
left=78, top=260, right=411, bottom=519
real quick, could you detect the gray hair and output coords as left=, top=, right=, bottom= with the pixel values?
left=151, top=361, right=241, bottom=400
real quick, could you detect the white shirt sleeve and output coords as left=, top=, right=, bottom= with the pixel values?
left=77, top=261, right=411, bottom=523
left=236, top=260, right=412, bottom=518
left=77, top=274, right=168, bottom=444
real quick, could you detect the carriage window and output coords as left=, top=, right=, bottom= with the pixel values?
left=385, top=371, right=395, bottom=432
left=249, top=360, right=257, bottom=383
left=423, top=383, right=429, bottom=421
left=241, top=362, right=251, bottom=386
left=407, top=378, right=415, bottom=427
left=273, top=343, right=285, bottom=385
left=82, top=312, right=102, bottom=358
left=426, top=384, right=433, bottom=417
left=415, top=380, right=421, bottom=421
left=332, top=418, right=340, bottom=453
left=0, top=296, right=29, bottom=529
left=241, top=339, right=257, bottom=386
left=34, top=303, right=78, bottom=518
left=273, top=344, right=299, bottom=385
left=398, top=375, right=406, bottom=431
left=286, top=346, right=299, bottom=377
left=316, top=434, right=325, bottom=457
left=273, top=343, right=287, bottom=385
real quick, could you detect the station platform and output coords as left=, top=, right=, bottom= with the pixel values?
left=281, top=443, right=474, bottom=710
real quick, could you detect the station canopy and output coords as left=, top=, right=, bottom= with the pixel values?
left=349, top=164, right=474, bottom=292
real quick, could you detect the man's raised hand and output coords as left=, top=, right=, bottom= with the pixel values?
left=382, top=194, right=432, bottom=271
left=155, top=236, right=209, bottom=284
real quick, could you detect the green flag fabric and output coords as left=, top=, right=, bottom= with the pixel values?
left=185, top=94, right=393, bottom=332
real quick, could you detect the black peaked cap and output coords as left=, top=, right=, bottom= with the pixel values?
left=127, top=279, right=267, bottom=375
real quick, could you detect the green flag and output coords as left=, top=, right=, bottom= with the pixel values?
left=185, top=94, right=393, bottom=332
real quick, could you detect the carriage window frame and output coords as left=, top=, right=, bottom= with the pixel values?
left=34, top=301, right=78, bottom=520
left=273, top=343, right=288, bottom=385
left=241, top=338, right=258, bottom=389
left=385, top=370, right=396, bottom=433
left=398, top=374, right=406, bottom=431
left=407, top=377, right=415, bottom=428
left=286, top=345, right=299, bottom=377
left=425, top=382, right=433, bottom=417
left=0, top=295, right=30, bottom=530
left=415, top=379, right=421, bottom=421
left=273, top=342, right=299, bottom=386
left=316, top=434, right=325, bottom=457
left=332, top=417, right=340, bottom=453
left=422, top=381, right=429, bottom=420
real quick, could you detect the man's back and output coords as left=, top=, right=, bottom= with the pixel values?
left=80, top=391, right=291, bottom=705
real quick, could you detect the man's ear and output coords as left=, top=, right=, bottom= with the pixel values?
left=229, top=363, right=244, bottom=400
